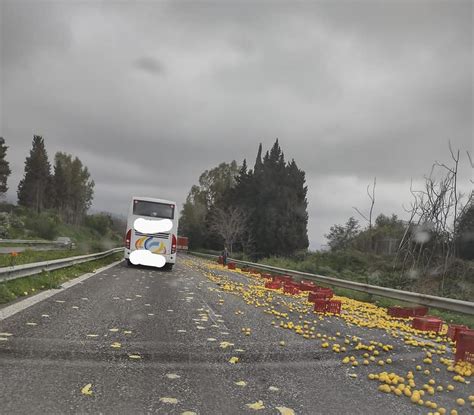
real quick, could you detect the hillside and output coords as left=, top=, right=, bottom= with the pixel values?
left=0, top=203, right=125, bottom=253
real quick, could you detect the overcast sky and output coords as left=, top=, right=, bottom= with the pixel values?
left=1, top=0, right=472, bottom=248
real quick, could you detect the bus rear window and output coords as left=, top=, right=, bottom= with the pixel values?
left=133, top=200, right=174, bottom=219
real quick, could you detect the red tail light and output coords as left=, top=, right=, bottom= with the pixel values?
left=125, top=229, right=132, bottom=249
left=171, top=234, right=177, bottom=254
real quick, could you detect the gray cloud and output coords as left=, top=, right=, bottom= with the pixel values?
left=1, top=0, right=472, bottom=248
left=134, top=56, right=164, bottom=75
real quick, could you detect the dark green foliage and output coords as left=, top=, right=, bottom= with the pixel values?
left=85, top=213, right=113, bottom=235
left=16, top=139, right=95, bottom=225
left=179, top=162, right=241, bottom=250
left=0, top=284, right=16, bottom=303
left=179, top=140, right=309, bottom=257
left=0, top=137, right=11, bottom=195
left=456, top=202, right=474, bottom=260
left=24, top=211, right=60, bottom=240
left=230, top=140, right=309, bottom=257
left=52, top=152, right=95, bottom=224
left=260, top=249, right=474, bottom=301
left=325, top=217, right=360, bottom=251
left=17, top=136, right=53, bottom=212
left=325, top=214, right=406, bottom=254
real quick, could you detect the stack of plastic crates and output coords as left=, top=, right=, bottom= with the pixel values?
left=412, top=316, right=443, bottom=333
left=447, top=325, right=468, bottom=342
left=313, top=299, right=341, bottom=314
left=455, top=329, right=474, bottom=363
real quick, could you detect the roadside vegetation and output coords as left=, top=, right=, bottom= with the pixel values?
left=0, top=203, right=125, bottom=254
left=187, top=143, right=472, bottom=306
left=0, top=249, right=85, bottom=268
left=0, top=135, right=126, bottom=255
left=0, top=252, right=123, bottom=304
left=259, top=248, right=474, bottom=303
left=179, top=140, right=308, bottom=256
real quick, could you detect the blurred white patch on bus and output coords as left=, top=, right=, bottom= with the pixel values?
left=129, top=250, right=166, bottom=268
left=133, top=218, right=173, bottom=234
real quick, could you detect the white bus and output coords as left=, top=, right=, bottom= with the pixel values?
left=124, top=196, right=178, bottom=270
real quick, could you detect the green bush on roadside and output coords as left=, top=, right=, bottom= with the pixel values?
left=0, top=284, right=15, bottom=303
left=24, top=211, right=60, bottom=240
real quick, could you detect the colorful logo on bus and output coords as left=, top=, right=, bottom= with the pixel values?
left=135, top=237, right=167, bottom=254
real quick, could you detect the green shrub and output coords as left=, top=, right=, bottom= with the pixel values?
left=85, top=213, right=113, bottom=236
left=25, top=211, right=60, bottom=240
left=0, top=284, right=15, bottom=303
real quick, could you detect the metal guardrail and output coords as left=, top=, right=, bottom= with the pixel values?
left=189, top=252, right=474, bottom=315
left=0, top=239, right=65, bottom=245
left=0, top=247, right=123, bottom=283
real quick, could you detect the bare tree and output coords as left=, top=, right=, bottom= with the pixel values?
left=353, top=176, right=376, bottom=250
left=209, top=206, right=248, bottom=254
left=395, top=143, right=473, bottom=295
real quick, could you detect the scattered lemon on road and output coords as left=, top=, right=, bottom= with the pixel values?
left=246, top=400, right=265, bottom=410
left=81, top=383, right=93, bottom=396
left=159, top=397, right=178, bottom=404
left=276, top=407, right=295, bottom=415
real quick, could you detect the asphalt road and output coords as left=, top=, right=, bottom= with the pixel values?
left=0, top=255, right=472, bottom=414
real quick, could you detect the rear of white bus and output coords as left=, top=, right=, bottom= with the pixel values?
left=124, top=197, right=178, bottom=270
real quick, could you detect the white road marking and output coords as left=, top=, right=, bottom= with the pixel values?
left=0, top=261, right=122, bottom=321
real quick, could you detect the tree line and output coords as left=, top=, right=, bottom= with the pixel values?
left=179, top=139, right=309, bottom=258
left=0, top=135, right=95, bottom=225
left=324, top=145, right=473, bottom=298
left=325, top=146, right=473, bottom=263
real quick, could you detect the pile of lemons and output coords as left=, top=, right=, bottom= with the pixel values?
left=193, top=259, right=473, bottom=412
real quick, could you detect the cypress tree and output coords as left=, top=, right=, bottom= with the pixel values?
left=254, top=143, right=263, bottom=173
left=17, top=135, right=52, bottom=212
left=52, top=152, right=94, bottom=224
left=233, top=140, right=309, bottom=257
left=0, top=137, right=11, bottom=195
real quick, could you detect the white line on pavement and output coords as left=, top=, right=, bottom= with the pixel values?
left=0, top=260, right=122, bottom=321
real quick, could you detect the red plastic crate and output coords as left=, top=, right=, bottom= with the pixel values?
left=314, top=299, right=328, bottom=312
left=412, top=306, right=429, bottom=316
left=317, top=288, right=334, bottom=299
left=447, top=325, right=468, bottom=342
left=455, top=329, right=474, bottom=363
left=299, top=281, right=317, bottom=291
left=283, top=285, right=300, bottom=295
left=327, top=300, right=342, bottom=314
left=388, top=307, right=413, bottom=318
left=308, top=291, right=324, bottom=302
left=227, top=262, right=236, bottom=270
left=308, top=289, right=333, bottom=302
left=273, top=275, right=293, bottom=284
left=265, top=281, right=282, bottom=290
left=412, top=316, right=443, bottom=333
